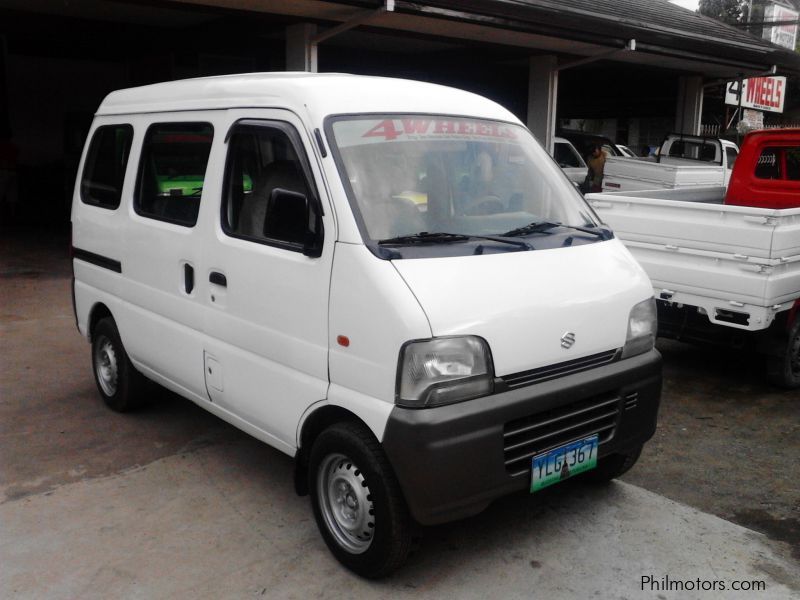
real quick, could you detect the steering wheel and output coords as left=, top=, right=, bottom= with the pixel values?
left=466, top=195, right=504, bottom=216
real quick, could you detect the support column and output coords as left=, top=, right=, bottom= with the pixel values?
left=527, top=56, right=559, bottom=154
left=286, top=23, right=318, bottom=72
left=675, top=75, right=704, bottom=135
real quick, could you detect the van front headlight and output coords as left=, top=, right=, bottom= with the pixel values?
left=622, top=298, right=657, bottom=359
left=396, top=336, right=494, bottom=408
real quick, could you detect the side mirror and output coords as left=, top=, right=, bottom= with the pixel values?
left=264, top=188, right=324, bottom=257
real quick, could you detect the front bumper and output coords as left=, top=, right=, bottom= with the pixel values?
left=382, top=349, right=662, bottom=525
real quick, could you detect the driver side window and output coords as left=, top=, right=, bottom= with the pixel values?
left=222, top=122, right=321, bottom=251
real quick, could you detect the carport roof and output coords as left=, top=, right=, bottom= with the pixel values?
left=386, top=0, right=800, bottom=74
left=464, top=0, right=774, bottom=48
left=15, top=0, right=797, bottom=76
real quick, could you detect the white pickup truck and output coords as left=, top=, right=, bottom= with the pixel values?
left=587, top=185, right=800, bottom=387
left=602, top=134, right=739, bottom=192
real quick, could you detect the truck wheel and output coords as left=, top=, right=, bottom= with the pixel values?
left=582, top=444, right=643, bottom=483
left=766, top=319, right=800, bottom=389
left=91, top=317, right=148, bottom=412
left=308, top=421, right=412, bottom=578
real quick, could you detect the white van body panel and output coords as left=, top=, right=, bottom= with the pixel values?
left=71, top=117, right=133, bottom=339
left=316, top=385, right=395, bottom=444
left=198, top=109, right=335, bottom=450
left=328, top=242, right=432, bottom=406
left=392, top=240, right=652, bottom=375
left=97, top=73, right=519, bottom=124
left=117, top=112, right=213, bottom=399
left=73, top=277, right=121, bottom=339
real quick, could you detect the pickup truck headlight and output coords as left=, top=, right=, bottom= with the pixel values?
left=397, top=336, right=494, bottom=408
left=622, top=298, right=657, bottom=359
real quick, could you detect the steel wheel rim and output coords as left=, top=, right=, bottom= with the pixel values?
left=317, top=453, right=374, bottom=554
left=94, top=335, right=119, bottom=397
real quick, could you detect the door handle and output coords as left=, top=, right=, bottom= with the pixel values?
left=209, top=271, right=227, bottom=287
left=184, top=263, right=195, bottom=294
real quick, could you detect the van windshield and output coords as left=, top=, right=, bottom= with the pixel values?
left=329, top=116, right=600, bottom=258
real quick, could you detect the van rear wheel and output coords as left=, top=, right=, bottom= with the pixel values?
left=308, top=421, right=412, bottom=578
left=91, top=317, right=148, bottom=412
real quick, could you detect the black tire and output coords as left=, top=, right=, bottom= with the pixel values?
left=308, top=421, right=412, bottom=578
left=91, top=317, right=148, bottom=412
left=582, top=444, right=643, bottom=483
left=765, top=319, right=800, bottom=389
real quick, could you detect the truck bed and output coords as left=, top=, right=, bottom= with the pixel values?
left=602, top=157, right=727, bottom=191
left=587, top=187, right=800, bottom=331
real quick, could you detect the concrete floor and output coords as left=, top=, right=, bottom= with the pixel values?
left=1, top=229, right=799, bottom=598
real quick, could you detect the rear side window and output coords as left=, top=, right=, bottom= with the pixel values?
left=135, top=123, right=213, bottom=227
left=755, top=146, right=800, bottom=181
left=80, top=125, right=133, bottom=209
left=725, top=147, right=738, bottom=170
left=788, top=148, right=800, bottom=180
left=668, top=140, right=718, bottom=162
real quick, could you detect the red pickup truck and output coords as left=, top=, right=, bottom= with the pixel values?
left=725, top=128, right=800, bottom=209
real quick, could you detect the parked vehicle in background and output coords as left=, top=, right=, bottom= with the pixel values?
left=602, top=134, right=739, bottom=192
left=725, top=128, right=800, bottom=209
left=71, top=73, right=662, bottom=578
left=615, top=144, right=636, bottom=158
left=557, top=129, right=621, bottom=159
left=587, top=129, right=800, bottom=388
left=552, top=136, right=587, bottom=185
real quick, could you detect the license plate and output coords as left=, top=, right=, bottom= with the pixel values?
left=530, top=434, right=598, bottom=493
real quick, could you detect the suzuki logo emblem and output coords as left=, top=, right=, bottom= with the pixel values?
left=561, top=332, right=576, bottom=349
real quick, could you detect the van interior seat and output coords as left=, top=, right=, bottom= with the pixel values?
left=238, top=160, right=309, bottom=240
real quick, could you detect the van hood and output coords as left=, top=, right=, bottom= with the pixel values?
left=391, top=240, right=652, bottom=377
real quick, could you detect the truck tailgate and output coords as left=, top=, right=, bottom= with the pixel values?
left=603, top=158, right=726, bottom=191
left=587, top=190, right=800, bottom=329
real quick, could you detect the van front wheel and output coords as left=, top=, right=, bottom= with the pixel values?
left=308, top=422, right=412, bottom=578
left=91, top=317, right=148, bottom=412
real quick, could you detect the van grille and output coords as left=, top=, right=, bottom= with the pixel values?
left=500, top=349, right=620, bottom=390
left=503, top=392, right=621, bottom=476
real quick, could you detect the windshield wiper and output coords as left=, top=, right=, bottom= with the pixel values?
left=378, top=232, right=468, bottom=245
left=377, top=231, right=533, bottom=250
left=502, top=221, right=610, bottom=240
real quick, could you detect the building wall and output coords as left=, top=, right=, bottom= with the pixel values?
left=3, top=55, right=127, bottom=224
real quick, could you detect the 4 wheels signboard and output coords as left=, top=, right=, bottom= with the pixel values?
left=725, top=76, right=787, bottom=113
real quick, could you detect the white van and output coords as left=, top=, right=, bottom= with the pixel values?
left=71, top=73, right=662, bottom=578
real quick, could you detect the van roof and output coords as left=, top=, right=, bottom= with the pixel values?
left=96, top=72, right=520, bottom=125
